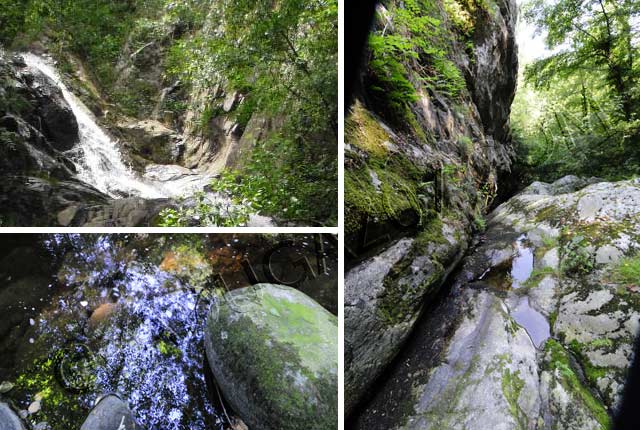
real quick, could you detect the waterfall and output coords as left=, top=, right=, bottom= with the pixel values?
left=22, top=53, right=170, bottom=199
left=20, top=53, right=274, bottom=226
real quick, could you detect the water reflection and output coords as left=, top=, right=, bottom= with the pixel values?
left=0, top=234, right=337, bottom=430
left=512, top=297, right=551, bottom=348
left=511, top=235, right=534, bottom=289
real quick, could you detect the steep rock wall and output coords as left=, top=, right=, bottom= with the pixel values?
left=345, top=0, right=518, bottom=415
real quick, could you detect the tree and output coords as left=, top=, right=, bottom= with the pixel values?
left=524, top=0, right=640, bottom=121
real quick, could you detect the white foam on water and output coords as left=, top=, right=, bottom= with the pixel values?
left=22, top=53, right=167, bottom=199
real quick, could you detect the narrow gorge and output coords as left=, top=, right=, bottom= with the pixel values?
left=345, top=0, right=640, bottom=429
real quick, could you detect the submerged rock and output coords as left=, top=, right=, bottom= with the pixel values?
left=204, top=283, right=338, bottom=430
left=0, top=403, right=26, bottom=430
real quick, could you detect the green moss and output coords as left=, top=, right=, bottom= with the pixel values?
left=345, top=156, right=425, bottom=235
left=521, top=267, right=556, bottom=291
left=534, top=204, right=568, bottom=226
left=549, top=308, right=559, bottom=329
left=259, top=293, right=338, bottom=375
left=157, top=339, right=182, bottom=359
left=14, top=351, right=89, bottom=428
left=501, top=368, right=527, bottom=429
left=209, top=291, right=337, bottom=429
left=567, top=339, right=612, bottom=390
left=414, top=216, right=447, bottom=247
left=610, top=254, right=640, bottom=285
left=377, top=226, right=447, bottom=325
left=345, top=102, right=391, bottom=158
left=544, top=339, right=611, bottom=429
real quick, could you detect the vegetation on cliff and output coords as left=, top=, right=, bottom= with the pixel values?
left=0, top=0, right=337, bottom=225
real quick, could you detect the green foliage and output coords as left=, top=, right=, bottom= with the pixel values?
left=513, top=0, right=640, bottom=181
left=560, top=234, right=595, bottom=277
left=165, top=0, right=338, bottom=224
left=210, top=136, right=338, bottom=224
left=157, top=192, right=254, bottom=227
left=473, top=214, right=486, bottom=231
left=611, top=254, right=640, bottom=285
left=2, top=0, right=144, bottom=85
left=366, top=0, right=466, bottom=125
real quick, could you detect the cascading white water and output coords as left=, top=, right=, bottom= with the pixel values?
left=20, top=53, right=274, bottom=226
left=21, top=53, right=171, bottom=199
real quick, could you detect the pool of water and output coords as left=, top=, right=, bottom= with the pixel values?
left=473, top=234, right=550, bottom=349
left=0, top=234, right=337, bottom=429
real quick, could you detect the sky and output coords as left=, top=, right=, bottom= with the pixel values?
left=515, top=0, right=550, bottom=65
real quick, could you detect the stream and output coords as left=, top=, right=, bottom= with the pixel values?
left=0, top=234, right=337, bottom=430
left=21, top=54, right=273, bottom=226
left=349, top=231, right=552, bottom=429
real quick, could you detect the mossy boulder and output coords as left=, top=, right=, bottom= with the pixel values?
left=204, top=283, right=338, bottom=430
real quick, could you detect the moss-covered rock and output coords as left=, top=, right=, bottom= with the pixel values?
left=204, top=283, right=337, bottom=430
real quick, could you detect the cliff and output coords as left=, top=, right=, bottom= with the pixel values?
left=345, top=0, right=518, bottom=415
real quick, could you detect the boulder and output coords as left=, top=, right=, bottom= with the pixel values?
left=0, top=403, right=25, bottom=430
left=345, top=217, right=468, bottom=415
left=204, top=284, right=337, bottom=430
left=23, top=65, right=79, bottom=151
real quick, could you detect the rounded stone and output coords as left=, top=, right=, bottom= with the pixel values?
left=204, top=283, right=338, bottom=430
left=0, top=403, right=26, bottom=430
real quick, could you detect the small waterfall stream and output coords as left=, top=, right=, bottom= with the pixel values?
left=22, top=53, right=169, bottom=199
left=20, top=53, right=274, bottom=226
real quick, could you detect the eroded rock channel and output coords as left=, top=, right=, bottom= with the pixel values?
left=347, top=176, right=640, bottom=430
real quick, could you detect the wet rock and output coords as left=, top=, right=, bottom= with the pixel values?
left=345, top=219, right=467, bottom=415
left=0, top=402, right=26, bottom=430
left=79, top=395, right=140, bottom=430
left=20, top=60, right=79, bottom=151
left=540, top=248, right=559, bottom=269
left=204, top=284, right=338, bottom=430
left=117, top=120, right=181, bottom=164
left=0, top=176, right=110, bottom=226
left=400, top=291, right=540, bottom=430
left=354, top=176, right=640, bottom=428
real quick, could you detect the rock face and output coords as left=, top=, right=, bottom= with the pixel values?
left=117, top=119, right=182, bottom=164
left=0, top=52, right=111, bottom=225
left=345, top=0, right=518, bottom=414
left=204, top=284, right=338, bottom=430
left=351, top=176, right=640, bottom=430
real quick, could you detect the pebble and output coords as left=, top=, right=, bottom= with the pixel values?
left=0, top=381, right=14, bottom=393
left=28, top=401, right=41, bottom=414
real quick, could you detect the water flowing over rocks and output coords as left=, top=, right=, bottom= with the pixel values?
left=0, top=51, right=273, bottom=226
left=349, top=176, right=640, bottom=430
